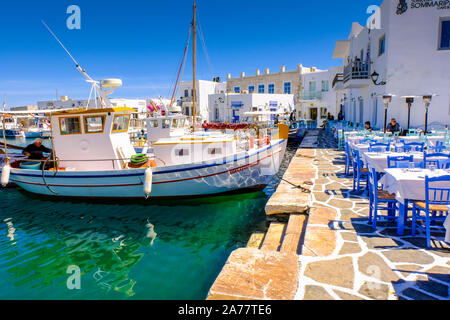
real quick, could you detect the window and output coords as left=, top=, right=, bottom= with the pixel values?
left=59, top=117, right=81, bottom=135
left=268, top=84, right=275, bottom=94
left=309, top=81, right=316, bottom=92
left=215, top=108, right=219, bottom=120
left=184, top=89, right=189, bottom=98
left=284, top=82, right=291, bottom=94
left=248, top=85, right=255, bottom=93
left=439, top=18, right=450, bottom=50
left=112, top=114, right=130, bottom=133
left=148, top=120, right=158, bottom=128
left=321, top=80, right=329, bottom=92
left=208, top=148, right=222, bottom=156
left=378, top=34, right=386, bottom=56
left=234, top=86, right=240, bottom=93
left=84, top=115, right=106, bottom=134
left=175, top=149, right=190, bottom=157
left=258, top=84, right=265, bottom=93
left=162, top=119, right=170, bottom=129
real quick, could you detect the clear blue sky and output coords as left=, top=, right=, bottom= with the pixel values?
left=0, top=0, right=382, bottom=107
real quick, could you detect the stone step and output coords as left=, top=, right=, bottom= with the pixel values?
left=281, top=214, right=307, bottom=254
left=207, top=248, right=300, bottom=300
left=246, top=232, right=265, bottom=249
left=261, top=223, right=286, bottom=252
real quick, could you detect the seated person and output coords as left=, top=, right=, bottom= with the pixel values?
left=386, top=118, right=401, bottom=134
left=23, top=138, right=53, bottom=160
left=327, top=112, right=335, bottom=121
left=365, top=121, right=373, bottom=132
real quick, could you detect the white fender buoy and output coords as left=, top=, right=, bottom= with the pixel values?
left=1, top=164, right=11, bottom=187
left=144, top=167, right=153, bottom=198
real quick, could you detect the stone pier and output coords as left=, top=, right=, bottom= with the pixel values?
left=207, top=129, right=450, bottom=300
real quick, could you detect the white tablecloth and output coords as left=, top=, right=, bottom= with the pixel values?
left=363, top=152, right=424, bottom=172
left=380, top=168, right=450, bottom=203
left=347, top=136, right=383, bottom=148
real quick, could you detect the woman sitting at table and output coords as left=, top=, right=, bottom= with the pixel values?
left=365, top=121, right=373, bottom=132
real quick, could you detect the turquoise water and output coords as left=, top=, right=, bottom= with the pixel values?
left=0, top=137, right=298, bottom=300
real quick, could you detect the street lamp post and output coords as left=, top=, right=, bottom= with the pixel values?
left=382, top=95, right=392, bottom=133
left=423, top=95, right=432, bottom=134
left=404, top=97, right=415, bottom=130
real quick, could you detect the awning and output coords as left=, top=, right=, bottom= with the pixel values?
left=333, top=40, right=350, bottom=59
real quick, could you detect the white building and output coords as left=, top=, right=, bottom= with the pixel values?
left=332, top=0, right=450, bottom=130
left=178, top=79, right=227, bottom=122
left=208, top=93, right=295, bottom=123
left=298, top=66, right=344, bottom=122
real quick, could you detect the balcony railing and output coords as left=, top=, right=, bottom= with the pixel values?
left=343, top=61, right=370, bottom=83
left=299, top=91, right=323, bottom=100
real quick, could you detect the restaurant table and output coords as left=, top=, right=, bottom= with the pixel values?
left=363, top=152, right=424, bottom=172
left=347, top=136, right=383, bottom=148
left=380, top=168, right=450, bottom=235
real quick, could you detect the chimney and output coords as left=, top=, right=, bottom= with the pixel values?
left=241, top=72, right=245, bottom=78
left=297, top=64, right=303, bottom=72
left=227, top=73, right=231, bottom=80
left=280, top=66, right=286, bottom=73
left=265, top=68, right=270, bottom=75
left=256, top=69, right=260, bottom=76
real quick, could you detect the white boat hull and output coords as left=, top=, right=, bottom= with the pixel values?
left=23, top=131, right=43, bottom=138
left=8, top=139, right=287, bottom=199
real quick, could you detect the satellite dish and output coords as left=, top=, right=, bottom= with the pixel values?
left=101, top=79, right=122, bottom=89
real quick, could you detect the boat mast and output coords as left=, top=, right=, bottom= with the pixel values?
left=192, top=0, right=197, bottom=131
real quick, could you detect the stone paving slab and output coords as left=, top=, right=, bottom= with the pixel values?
left=207, top=248, right=300, bottom=300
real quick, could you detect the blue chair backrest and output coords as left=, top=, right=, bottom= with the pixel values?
left=369, top=142, right=390, bottom=152
left=404, top=142, right=425, bottom=152
left=425, top=175, right=450, bottom=206
left=387, top=155, right=414, bottom=168
left=438, top=158, right=450, bottom=169
left=367, top=167, right=379, bottom=201
left=423, top=153, right=450, bottom=168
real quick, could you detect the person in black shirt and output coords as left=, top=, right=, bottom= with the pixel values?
left=365, top=121, right=373, bottom=132
left=23, top=138, right=53, bottom=160
left=386, top=118, right=401, bottom=134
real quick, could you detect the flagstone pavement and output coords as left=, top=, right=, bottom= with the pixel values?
left=296, top=130, right=450, bottom=300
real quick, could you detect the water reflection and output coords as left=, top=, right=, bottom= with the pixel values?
left=0, top=189, right=267, bottom=299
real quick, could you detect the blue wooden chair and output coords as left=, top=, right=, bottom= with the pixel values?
left=387, top=155, right=414, bottom=169
left=437, top=158, right=450, bottom=169
left=429, top=141, right=447, bottom=153
left=412, top=175, right=450, bottom=248
left=369, top=142, right=390, bottom=152
left=344, top=142, right=353, bottom=176
left=351, top=149, right=368, bottom=192
left=422, top=153, right=450, bottom=169
left=368, top=167, right=397, bottom=228
left=395, top=142, right=424, bottom=153
left=337, top=130, right=344, bottom=150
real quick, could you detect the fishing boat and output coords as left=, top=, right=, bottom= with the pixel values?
left=1, top=104, right=287, bottom=198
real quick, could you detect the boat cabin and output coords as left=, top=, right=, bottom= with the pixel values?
left=145, top=114, right=190, bottom=142
left=50, top=107, right=136, bottom=171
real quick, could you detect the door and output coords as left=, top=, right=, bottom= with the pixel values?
left=310, top=108, right=318, bottom=121
left=232, top=109, right=240, bottom=123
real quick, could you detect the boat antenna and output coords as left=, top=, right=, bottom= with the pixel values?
left=41, top=20, right=108, bottom=108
